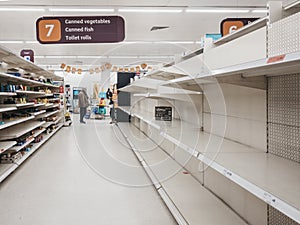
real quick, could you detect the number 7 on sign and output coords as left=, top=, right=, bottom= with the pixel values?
left=37, top=19, right=61, bottom=43
left=45, top=24, right=55, bottom=37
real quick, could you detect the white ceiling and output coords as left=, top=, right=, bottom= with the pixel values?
left=0, top=0, right=277, bottom=71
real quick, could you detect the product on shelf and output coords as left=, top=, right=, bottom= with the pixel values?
left=0, top=152, right=22, bottom=164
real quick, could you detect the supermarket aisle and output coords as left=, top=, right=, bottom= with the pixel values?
left=0, top=117, right=176, bottom=225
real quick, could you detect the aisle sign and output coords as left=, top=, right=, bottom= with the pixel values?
left=220, top=18, right=259, bottom=36
left=36, top=16, right=125, bottom=44
left=20, top=49, right=34, bottom=63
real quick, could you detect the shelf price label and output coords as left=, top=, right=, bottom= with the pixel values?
left=36, top=16, right=125, bottom=44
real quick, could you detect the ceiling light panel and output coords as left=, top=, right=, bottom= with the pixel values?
left=0, top=7, right=45, bottom=12
left=185, top=8, right=250, bottom=13
left=118, top=8, right=182, bottom=13
left=48, top=8, right=114, bottom=12
left=252, top=9, right=268, bottom=13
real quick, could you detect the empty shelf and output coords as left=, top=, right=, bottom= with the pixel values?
left=0, top=116, right=35, bottom=131
left=118, top=123, right=247, bottom=225
left=214, top=17, right=268, bottom=46
left=0, top=141, right=17, bottom=153
left=0, top=163, right=18, bottom=183
left=131, top=110, right=300, bottom=222
left=0, top=121, right=46, bottom=140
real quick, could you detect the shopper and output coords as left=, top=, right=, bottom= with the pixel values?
left=78, top=88, right=89, bottom=124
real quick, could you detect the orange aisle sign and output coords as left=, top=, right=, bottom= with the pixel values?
left=220, top=18, right=259, bottom=36
left=36, top=16, right=125, bottom=44
left=37, top=19, right=62, bottom=42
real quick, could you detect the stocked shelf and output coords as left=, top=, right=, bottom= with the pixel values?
left=0, top=45, right=62, bottom=80
left=30, top=110, right=46, bottom=116
left=41, top=103, right=60, bottom=110
left=9, top=138, right=34, bottom=152
left=47, top=98, right=60, bottom=102
left=32, top=128, right=46, bottom=138
left=0, top=92, right=17, bottom=97
left=0, top=124, right=63, bottom=182
left=130, top=110, right=300, bottom=223
left=0, top=141, right=17, bottom=153
left=0, top=120, right=46, bottom=140
left=0, top=107, right=17, bottom=113
left=0, top=103, right=35, bottom=108
left=0, top=116, right=35, bottom=131
left=0, top=73, right=59, bottom=88
left=42, top=117, right=63, bottom=128
left=15, top=124, right=63, bottom=167
left=34, top=103, right=45, bottom=107
left=41, top=110, right=59, bottom=118
left=16, top=90, right=46, bottom=95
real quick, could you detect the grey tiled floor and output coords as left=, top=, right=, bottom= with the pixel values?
left=0, top=117, right=176, bottom=225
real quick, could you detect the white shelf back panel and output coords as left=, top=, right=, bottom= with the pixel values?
left=204, top=27, right=267, bottom=70
left=268, top=73, right=300, bottom=163
left=268, top=12, right=300, bottom=57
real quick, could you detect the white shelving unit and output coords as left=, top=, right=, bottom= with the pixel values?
left=0, top=116, right=35, bottom=131
left=129, top=109, right=300, bottom=223
left=0, top=141, right=16, bottom=153
left=121, top=9, right=300, bottom=224
left=0, top=73, right=59, bottom=88
left=0, top=44, right=64, bottom=184
left=15, top=124, right=63, bottom=167
left=0, top=121, right=46, bottom=140
left=0, top=107, right=17, bottom=113
left=0, top=92, right=17, bottom=97
left=41, top=110, right=59, bottom=118
left=118, top=123, right=247, bottom=225
left=0, top=124, right=63, bottom=182
left=214, top=17, right=268, bottom=46
left=30, top=110, right=46, bottom=116
left=163, top=50, right=300, bottom=91
left=9, top=138, right=35, bottom=152
left=32, top=128, right=46, bottom=138
left=15, top=90, right=46, bottom=96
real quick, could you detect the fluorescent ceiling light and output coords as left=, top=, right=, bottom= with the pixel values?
left=0, top=7, right=45, bottom=11
left=186, top=9, right=250, bottom=13
left=45, top=56, right=77, bottom=59
left=159, top=41, right=195, bottom=44
left=252, top=9, right=268, bottom=13
left=49, top=8, right=114, bottom=12
left=78, top=56, right=107, bottom=59
left=108, top=56, right=139, bottom=59
left=139, top=56, right=173, bottom=59
left=25, top=41, right=39, bottom=44
left=118, top=8, right=182, bottom=13
left=0, top=40, right=24, bottom=44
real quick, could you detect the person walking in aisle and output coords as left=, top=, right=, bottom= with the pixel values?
left=78, top=88, right=89, bottom=124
